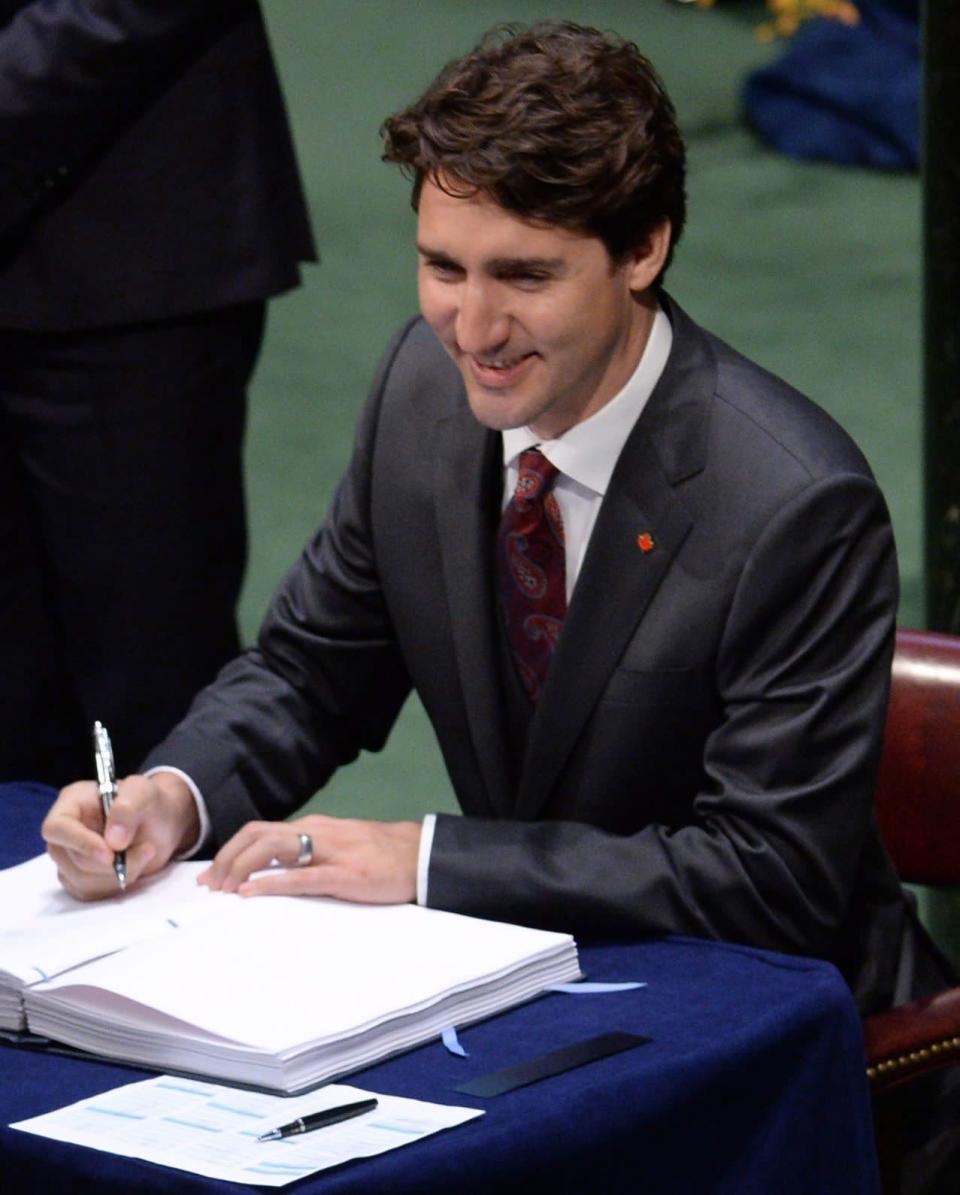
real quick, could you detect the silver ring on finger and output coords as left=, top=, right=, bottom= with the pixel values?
left=295, top=832, right=313, bottom=868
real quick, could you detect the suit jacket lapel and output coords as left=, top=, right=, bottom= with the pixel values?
left=515, top=298, right=715, bottom=820
left=432, top=405, right=515, bottom=817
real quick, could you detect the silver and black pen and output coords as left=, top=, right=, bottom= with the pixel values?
left=256, top=1097, right=378, bottom=1142
left=93, top=720, right=126, bottom=892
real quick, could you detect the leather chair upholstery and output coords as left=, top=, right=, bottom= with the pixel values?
left=863, top=629, right=960, bottom=1192
left=864, top=628, right=960, bottom=1093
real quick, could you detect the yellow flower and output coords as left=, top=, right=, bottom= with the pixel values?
left=686, top=0, right=861, bottom=42
left=756, top=0, right=861, bottom=40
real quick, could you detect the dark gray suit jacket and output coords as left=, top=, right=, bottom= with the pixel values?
left=146, top=296, right=945, bottom=1015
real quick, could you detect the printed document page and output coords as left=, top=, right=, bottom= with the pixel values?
left=0, top=854, right=234, bottom=1030
left=11, top=1076, right=483, bottom=1187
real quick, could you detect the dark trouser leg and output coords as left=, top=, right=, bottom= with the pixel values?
left=0, top=398, right=85, bottom=783
left=0, top=302, right=266, bottom=784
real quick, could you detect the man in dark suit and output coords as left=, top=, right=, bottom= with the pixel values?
left=42, top=21, right=950, bottom=1021
left=0, top=1, right=315, bottom=782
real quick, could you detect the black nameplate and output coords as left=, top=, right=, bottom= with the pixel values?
left=454, top=1030, right=650, bottom=1097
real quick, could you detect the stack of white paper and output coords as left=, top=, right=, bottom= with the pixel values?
left=3, top=856, right=580, bottom=1092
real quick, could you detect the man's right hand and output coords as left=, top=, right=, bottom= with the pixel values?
left=42, top=772, right=200, bottom=900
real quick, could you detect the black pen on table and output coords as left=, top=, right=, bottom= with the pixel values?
left=256, top=1098, right=379, bottom=1142
left=93, top=720, right=126, bottom=892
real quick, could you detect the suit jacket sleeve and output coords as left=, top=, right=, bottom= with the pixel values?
left=0, top=0, right=245, bottom=235
left=428, top=467, right=898, bottom=961
left=140, top=321, right=420, bottom=847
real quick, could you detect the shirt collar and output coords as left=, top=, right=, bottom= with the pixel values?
left=501, top=303, right=673, bottom=497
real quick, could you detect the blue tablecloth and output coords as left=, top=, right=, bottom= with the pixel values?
left=0, top=783, right=879, bottom=1193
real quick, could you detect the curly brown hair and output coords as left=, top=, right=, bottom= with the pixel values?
left=381, top=21, right=686, bottom=276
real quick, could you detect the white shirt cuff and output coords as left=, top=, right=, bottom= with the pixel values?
left=144, top=765, right=211, bottom=859
left=416, top=814, right=437, bottom=906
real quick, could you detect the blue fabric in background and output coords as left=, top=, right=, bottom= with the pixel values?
left=742, top=0, right=920, bottom=170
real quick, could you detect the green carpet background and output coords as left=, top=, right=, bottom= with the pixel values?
left=238, top=1, right=955, bottom=962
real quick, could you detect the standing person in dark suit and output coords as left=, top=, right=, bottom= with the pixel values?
left=0, top=1, right=315, bottom=782
left=43, top=22, right=951, bottom=1022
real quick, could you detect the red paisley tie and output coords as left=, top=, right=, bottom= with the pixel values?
left=497, top=448, right=566, bottom=703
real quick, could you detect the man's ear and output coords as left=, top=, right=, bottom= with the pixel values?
left=625, top=220, right=672, bottom=291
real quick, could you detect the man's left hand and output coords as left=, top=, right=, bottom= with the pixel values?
left=197, top=814, right=421, bottom=904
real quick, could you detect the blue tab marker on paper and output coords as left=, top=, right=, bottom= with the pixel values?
left=441, top=1026, right=468, bottom=1057
left=546, top=981, right=647, bottom=994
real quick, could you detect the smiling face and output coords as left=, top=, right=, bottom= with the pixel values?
left=416, top=177, right=669, bottom=439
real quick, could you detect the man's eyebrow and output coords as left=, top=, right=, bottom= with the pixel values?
left=487, top=256, right=565, bottom=273
left=416, top=242, right=457, bottom=262
left=416, top=245, right=565, bottom=272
